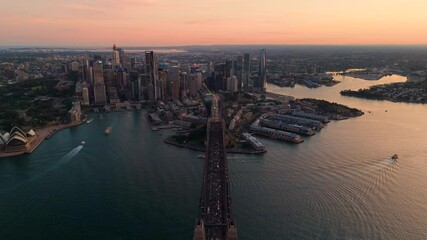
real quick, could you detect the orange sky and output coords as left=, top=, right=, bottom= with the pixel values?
left=2, top=0, right=427, bottom=46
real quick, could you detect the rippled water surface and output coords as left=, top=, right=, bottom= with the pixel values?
left=1, top=75, right=426, bottom=239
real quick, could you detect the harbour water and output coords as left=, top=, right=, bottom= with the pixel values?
left=1, top=75, right=427, bottom=239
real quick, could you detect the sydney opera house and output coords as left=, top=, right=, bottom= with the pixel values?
left=0, top=126, right=36, bottom=152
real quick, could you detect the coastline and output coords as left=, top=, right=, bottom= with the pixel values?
left=0, top=120, right=85, bottom=159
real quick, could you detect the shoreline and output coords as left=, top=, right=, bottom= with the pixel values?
left=0, top=120, right=85, bottom=159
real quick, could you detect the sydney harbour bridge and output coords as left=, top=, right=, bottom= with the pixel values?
left=193, top=95, right=238, bottom=240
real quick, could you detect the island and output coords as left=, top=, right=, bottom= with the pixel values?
left=341, top=81, right=427, bottom=104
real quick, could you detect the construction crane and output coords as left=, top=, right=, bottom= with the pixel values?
left=202, top=82, right=214, bottom=96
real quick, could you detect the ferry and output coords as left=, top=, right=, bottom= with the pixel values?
left=104, top=127, right=112, bottom=135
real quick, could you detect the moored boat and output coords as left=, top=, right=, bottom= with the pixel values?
left=104, top=127, right=112, bottom=135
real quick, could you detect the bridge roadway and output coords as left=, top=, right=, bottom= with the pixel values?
left=193, top=118, right=237, bottom=240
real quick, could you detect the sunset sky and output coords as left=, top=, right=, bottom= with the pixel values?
left=2, top=0, right=427, bottom=46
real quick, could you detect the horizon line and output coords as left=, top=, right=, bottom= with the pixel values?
left=2, top=43, right=427, bottom=49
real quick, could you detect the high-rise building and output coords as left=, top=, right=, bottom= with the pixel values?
left=93, top=61, right=104, bottom=84
left=242, top=53, right=251, bottom=90
left=104, top=69, right=119, bottom=103
left=189, top=72, right=203, bottom=97
left=180, top=72, right=188, bottom=97
left=257, top=49, right=267, bottom=92
left=70, top=61, right=79, bottom=72
left=235, top=55, right=243, bottom=90
left=145, top=51, right=159, bottom=100
left=169, top=66, right=180, bottom=101
left=227, top=75, right=238, bottom=93
left=140, top=74, right=151, bottom=100
left=82, top=87, right=90, bottom=106
left=93, top=61, right=107, bottom=104
left=159, top=70, right=169, bottom=101
left=130, top=71, right=141, bottom=100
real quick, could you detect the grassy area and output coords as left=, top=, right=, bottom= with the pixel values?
left=300, top=98, right=364, bottom=117
left=0, top=77, right=75, bottom=131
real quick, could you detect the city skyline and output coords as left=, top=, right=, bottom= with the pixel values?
left=2, top=0, right=427, bottom=46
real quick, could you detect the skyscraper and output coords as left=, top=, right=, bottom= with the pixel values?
left=257, top=49, right=267, bottom=92
left=130, top=71, right=141, bottom=100
left=145, top=51, right=159, bottom=100
left=169, top=66, right=180, bottom=101
left=227, top=75, right=238, bottom=93
left=242, top=53, right=251, bottom=90
left=93, top=61, right=107, bottom=104
left=82, top=87, right=90, bottom=106
left=112, top=44, right=120, bottom=69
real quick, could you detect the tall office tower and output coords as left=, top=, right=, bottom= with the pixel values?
left=104, top=69, right=119, bottom=103
left=158, top=70, right=169, bottom=101
left=112, top=45, right=120, bottom=69
left=129, top=71, right=141, bottom=100
left=212, top=63, right=228, bottom=91
left=242, top=53, right=251, bottom=91
left=169, top=64, right=181, bottom=100
left=93, top=61, right=104, bottom=83
left=71, top=61, right=79, bottom=72
left=235, top=55, right=243, bottom=90
left=81, top=57, right=91, bottom=83
left=130, top=57, right=138, bottom=70
left=169, top=66, right=180, bottom=101
left=180, top=72, right=188, bottom=97
left=118, top=48, right=126, bottom=68
left=140, top=74, right=151, bottom=100
left=227, top=75, right=238, bottom=93
left=189, top=72, right=203, bottom=97
left=82, top=87, right=90, bottom=106
left=225, top=59, right=234, bottom=78
left=145, top=51, right=159, bottom=99
left=93, top=61, right=107, bottom=104
left=206, top=61, right=214, bottom=77
left=147, top=83, right=155, bottom=101
left=257, top=49, right=267, bottom=92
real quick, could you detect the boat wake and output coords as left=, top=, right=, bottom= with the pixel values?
left=341, top=158, right=397, bottom=181
left=0, top=145, right=84, bottom=194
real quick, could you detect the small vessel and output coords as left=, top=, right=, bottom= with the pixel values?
left=198, top=154, right=206, bottom=159
left=86, top=118, right=93, bottom=124
left=391, top=154, right=398, bottom=160
left=104, top=127, right=112, bottom=135
left=81, top=141, right=86, bottom=145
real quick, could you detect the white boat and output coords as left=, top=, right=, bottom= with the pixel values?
left=104, top=127, right=112, bottom=135
left=81, top=141, right=86, bottom=145
left=197, top=154, right=206, bottom=159
left=86, top=118, right=93, bottom=124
